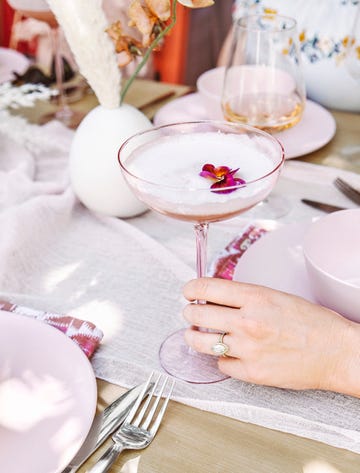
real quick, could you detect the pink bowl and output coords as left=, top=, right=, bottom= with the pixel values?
left=196, top=67, right=225, bottom=120
left=303, top=209, right=360, bottom=322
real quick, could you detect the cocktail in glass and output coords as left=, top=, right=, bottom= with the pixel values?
left=118, top=121, right=284, bottom=383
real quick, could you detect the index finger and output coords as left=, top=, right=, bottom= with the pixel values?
left=183, top=277, right=260, bottom=308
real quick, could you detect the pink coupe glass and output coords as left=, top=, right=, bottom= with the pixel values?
left=118, top=121, right=284, bottom=383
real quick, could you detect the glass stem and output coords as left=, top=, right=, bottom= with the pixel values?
left=194, top=222, right=208, bottom=279
left=51, top=27, right=72, bottom=122
left=194, top=222, right=208, bottom=306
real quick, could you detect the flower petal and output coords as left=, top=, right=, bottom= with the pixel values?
left=200, top=164, right=217, bottom=180
left=210, top=175, right=246, bottom=194
left=202, top=163, right=215, bottom=173
left=177, top=0, right=214, bottom=8
left=144, top=0, right=171, bottom=21
left=199, top=170, right=216, bottom=179
left=200, top=162, right=246, bottom=193
left=212, top=165, right=231, bottom=178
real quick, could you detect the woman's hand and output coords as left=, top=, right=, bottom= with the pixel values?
left=183, top=278, right=360, bottom=395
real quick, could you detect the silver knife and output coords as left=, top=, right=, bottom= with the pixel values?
left=62, top=382, right=151, bottom=473
left=301, top=199, right=348, bottom=213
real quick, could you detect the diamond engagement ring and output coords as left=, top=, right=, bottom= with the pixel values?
left=211, top=332, right=229, bottom=357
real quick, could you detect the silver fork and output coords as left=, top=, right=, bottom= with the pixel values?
left=334, top=177, right=360, bottom=205
left=87, top=373, right=175, bottom=473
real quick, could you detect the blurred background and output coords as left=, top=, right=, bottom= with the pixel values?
left=0, top=0, right=233, bottom=86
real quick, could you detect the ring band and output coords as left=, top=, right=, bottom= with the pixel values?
left=211, top=332, right=229, bottom=357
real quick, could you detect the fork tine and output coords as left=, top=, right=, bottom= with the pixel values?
left=149, top=378, right=175, bottom=435
left=124, top=371, right=154, bottom=425
left=88, top=375, right=174, bottom=473
left=335, top=178, right=352, bottom=194
left=141, top=375, right=168, bottom=430
left=334, top=177, right=360, bottom=205
left=132, top=373, right=161, bottom=427
left=341, top=185, right=360, bottom=203
left=335, top=177, right=351, bottom=198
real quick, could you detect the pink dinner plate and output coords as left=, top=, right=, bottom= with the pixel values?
left=233, top=221, right=316, bottom=302
left=0, top=47, right=30, bottom=84
left=0, top=310, right=97, bottom=473
left=153, top=93, right=336, bottom=159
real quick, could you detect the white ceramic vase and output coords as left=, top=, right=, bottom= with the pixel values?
left=69, top=104, right=152, bottom=218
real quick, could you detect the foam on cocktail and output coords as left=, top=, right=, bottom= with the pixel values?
left=126, top=132, right=279, bottom=221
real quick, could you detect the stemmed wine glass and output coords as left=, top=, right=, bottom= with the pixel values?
left=118, top=121, right=284, bottom=384
left=7, top=0, right=83, bottom=128
left=221, top=14, right=305, bottom=219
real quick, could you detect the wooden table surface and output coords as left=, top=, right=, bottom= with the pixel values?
left=83, top=378, right=360, bottom=473
left=17, top=79, right=360, bottom=472
left=298, top=109, right=360, bottom=175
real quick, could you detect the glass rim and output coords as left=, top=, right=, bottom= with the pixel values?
left=118, top=120, right=285, bottom=192
left=234, top=14, right=298, bottom=33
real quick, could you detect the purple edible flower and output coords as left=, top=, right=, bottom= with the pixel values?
left=199, top=163, right=246, bottom=194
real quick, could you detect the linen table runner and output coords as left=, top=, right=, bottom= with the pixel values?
left=1, top=114, right=360, bottom=454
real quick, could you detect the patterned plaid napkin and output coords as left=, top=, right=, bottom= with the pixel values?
left=0, top=300, right=103, bottom=358
left=210, top=223, right=268, bottom=280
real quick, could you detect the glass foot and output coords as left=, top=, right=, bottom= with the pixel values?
left=39, top=108, right=84, bottom=129
left=159, top=328, right=230, bottom=384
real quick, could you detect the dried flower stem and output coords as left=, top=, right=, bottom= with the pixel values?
left=120, top=0, right=178, bottom=104
left=47, top=0, right=122, bottom=109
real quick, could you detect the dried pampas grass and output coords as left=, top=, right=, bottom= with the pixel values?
left=46, top=0, right=121, bottom=109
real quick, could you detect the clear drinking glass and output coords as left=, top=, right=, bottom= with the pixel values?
left=222, top=14, right=306, bottom=133
left=118, top=121, right=284, bottom=384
